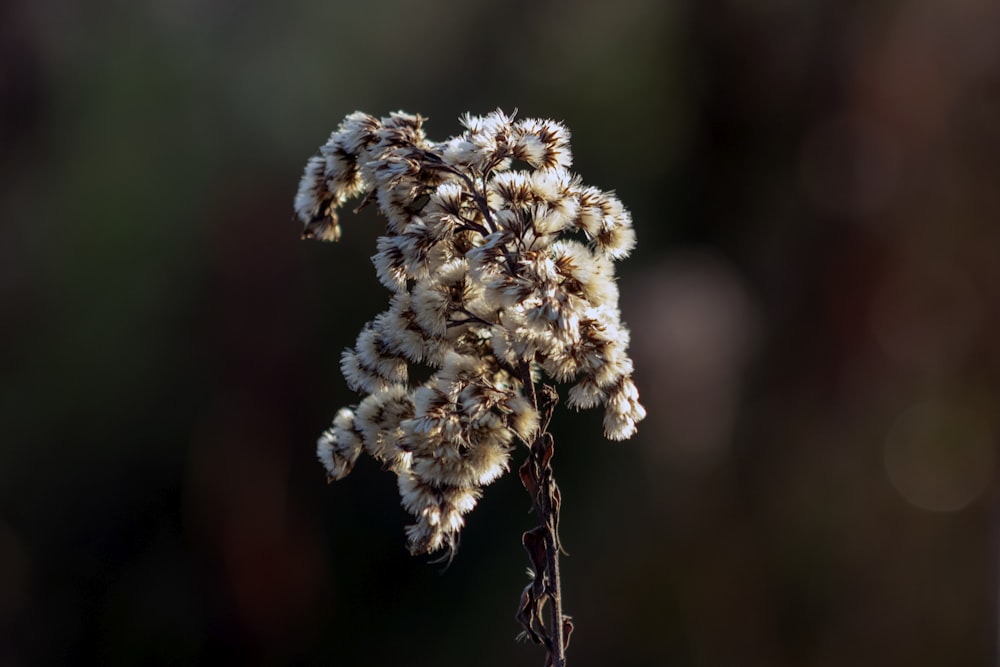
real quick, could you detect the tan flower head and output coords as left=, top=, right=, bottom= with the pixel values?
left=297, top=110, right=645, bottom=556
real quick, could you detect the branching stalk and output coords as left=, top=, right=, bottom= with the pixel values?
left=296, top=109, right=644, bottom=667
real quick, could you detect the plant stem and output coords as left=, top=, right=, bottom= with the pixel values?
left=517, top=382, right=571, bottom=666
left=537, top=437, right=566, bottom=667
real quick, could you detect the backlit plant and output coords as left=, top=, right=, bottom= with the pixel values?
left=295, top=109, right=645, bottom=666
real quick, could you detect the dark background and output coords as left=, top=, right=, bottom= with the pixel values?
left=3, top=0, right=1000, bottom=665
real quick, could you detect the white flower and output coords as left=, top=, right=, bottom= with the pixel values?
left=316, top=408, right=363, bottom=481
left=296, top=110, right=644, bottom=555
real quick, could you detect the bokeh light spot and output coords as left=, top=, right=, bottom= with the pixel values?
left=884, top=398, right=995, bottom=512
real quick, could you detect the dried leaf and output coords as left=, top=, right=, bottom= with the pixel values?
left=562, top=616, right=574, bottom=649
left=515, top=580, right=547, bottom=646
left=522, top=527, right=547, bottom=580
left=539, top=433, right=555, bottom=469
left=516, top=583, right=542, bottom=644
left=519, top=458, right=539, bottom=505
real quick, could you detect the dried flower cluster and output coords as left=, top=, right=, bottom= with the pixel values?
left=295, top=109, right=645, bottom=556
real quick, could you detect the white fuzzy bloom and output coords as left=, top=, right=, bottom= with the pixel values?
left=296, top=110, right=644, bottom=556
left=602, top=377, right=647, bottom=441
left=354, top=386, right=414, bottom=471
left=294, top=156, right=342, bottom=242
left=513, top=118, right=572, bottom=170
left=398, top=473, right=481, bottom=554
left=316, top=408, right=364, bottom=481
left=411, top=258, right=470, bottom=338
left=505, top=396, right=540, bottom=440
left=567, top=377, right=605, bottom=411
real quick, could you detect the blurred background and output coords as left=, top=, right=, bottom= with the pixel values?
left=2, top=0, right=1000, bottom=664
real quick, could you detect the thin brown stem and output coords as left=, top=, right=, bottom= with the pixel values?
left=538, top=442, right=566, bottom=666
left=517, top=385, right=572, bottom=667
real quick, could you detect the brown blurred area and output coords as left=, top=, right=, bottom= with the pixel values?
left=2, top=0, right=999, bottom=665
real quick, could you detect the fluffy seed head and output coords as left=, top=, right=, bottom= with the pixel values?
left=297, top=110, right=644, bottom=556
